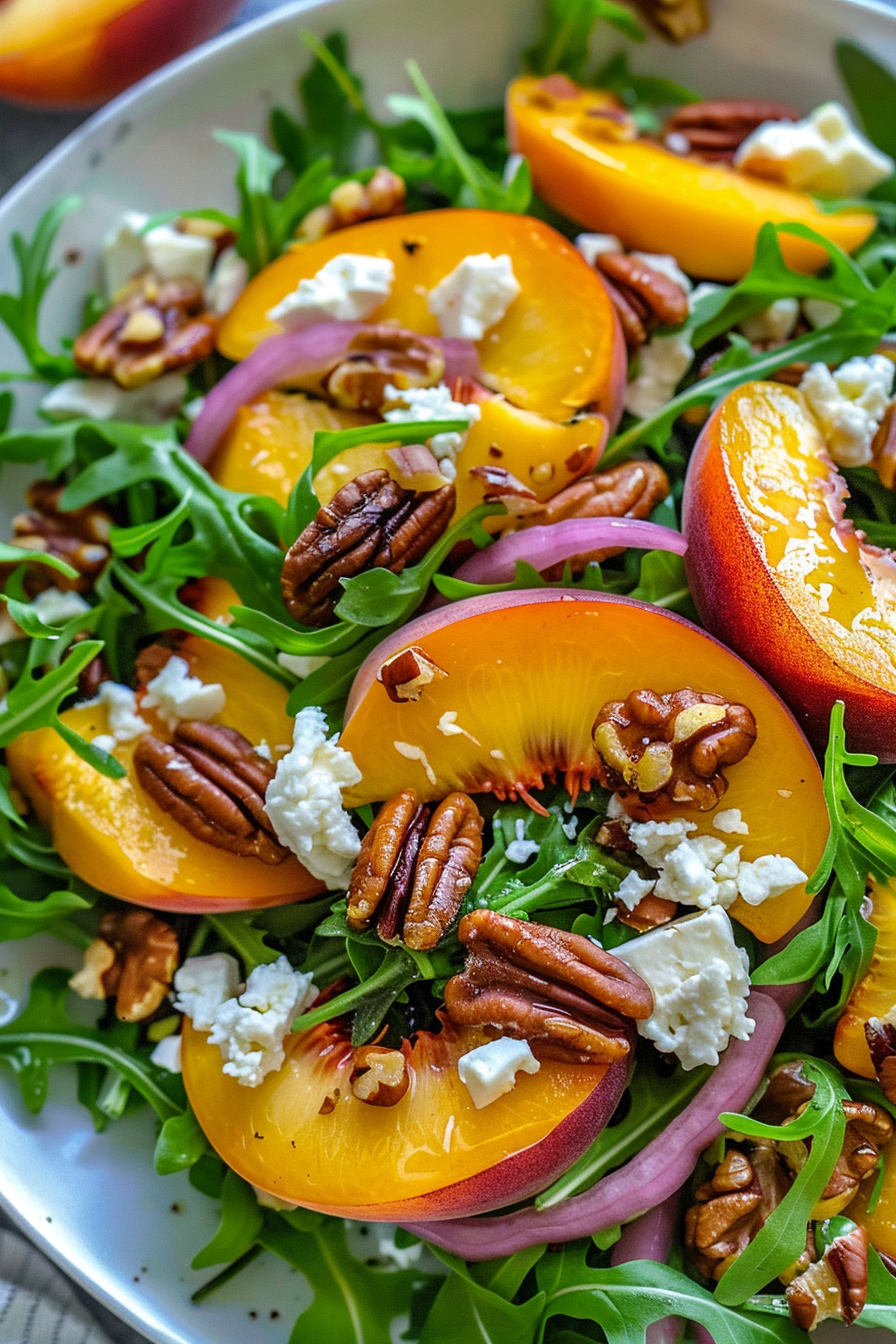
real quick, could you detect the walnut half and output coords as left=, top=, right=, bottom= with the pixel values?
left=70, top=910, right=179, bottom=1022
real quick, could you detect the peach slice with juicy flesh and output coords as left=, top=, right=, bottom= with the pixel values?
left=834, top=876, right=896, bottom=1080
left=683, top=380, right=896, bottom=759
left=339, top=590, right=827, bottom=943
left=181, top=1012, right=629, bottom=1220
left=6, top=636, right=322, bottom=913
left=505, top=76, right=876, bottom=282
left=216, top=209, right=625, bottom=425
left=852, top=1130, right=896, bottom=1257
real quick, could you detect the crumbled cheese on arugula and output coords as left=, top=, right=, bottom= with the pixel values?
left=207, top=956, right=318, bottom=1087
left=624, top=333, right=694, bottom=419
left=615, top=871, right=656, bottom=911
left=103, top=211, right=215, bottom=295
left=427, top=253, right=521, bottom=340
left=457, top=1036, right=540, bottom=1108
left=382, top=381, right=481, bottom=469
left=738, top=297, right=799, bottom=344
left=150, top=1034, right=182, bottom=1074
left=616, top=906, right=754, bottom=1070
left=735, top=102, right=894, bottom=198
left=505, top=818, right=540, bottom=865
left=264, top=707, right=362, bottom=889
left=266, top=253, right=394, bottom=329
left=142, top=654, right=226, bottom=727
left=173, top=953, right=241, bottom=1032
left=800, top=355, right=894, bottom=468
left=29, top=588, right=90, bottom=626
left=41, top=373, right=188, bottom=425
left=630, top=252, right=692, bottom=294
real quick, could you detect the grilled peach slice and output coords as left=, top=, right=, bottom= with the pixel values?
left=835, top=877, right=896, bottom=1080
left=181, top=1012, right=629, bottom=1220
left=217, top=209, right=625, bottom=425
left=340, top=590, right=827, bottom=943
left=7, top=637, right=321, bottom=913
left=506, top=76, right=876, bottom=281
left=683, top=381, right=896, bottom=759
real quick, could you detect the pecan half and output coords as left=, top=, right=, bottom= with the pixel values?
left=327, top=326, right=445, bottom=411
left=297, top=166, right=406, bottom=241
left=685, top=1143, right=793, bottom=1281
left=787, top=1225, right=869, bottom=1330
left=520, top=460, right=670, bottom=578
left=6, top=479, right=112, bottom=596
left=281, top=470, right=455, bottom=627
left=133, top=720, right=288, bottom=864
left=865, top=1016, right=896, bottom=1103
left=443, top=908, right=652, bottom=1064
left=595, top=252, right=690, bottom=352
left=69, top=909, right=179, bottom=1022
left=592, top=688, right=757, bottom=814
left=346, top=789, right=483, bottom=951
left=632, top=0, right=710, bottom=41
left=664, top=100, right=800, bottom=162
left=74, top=270, right=216, bottom=388
left=350, top=1044, right=410, bottom=1106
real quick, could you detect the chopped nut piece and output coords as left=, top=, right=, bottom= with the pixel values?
left=633, top=0, right=710, bottom=42
left=444, top=909, right=653, bottom=1064
left=350, top=1045, right=410, bottom=1106
left=786, top=1225, right=868, bottom=1330
left=281, top=470, right=455, bottom=627
left=664, top=100, right=800, bottom=162
left=616, top=891, right=678, bottom=931
left=296, top=166, right=406, bottom=241
left=133, top=720, right=288, bottom=864
left=377, top=646, right=448, bottom=703
left=592, top=688, right=757, bottom=815
left=326, top=326, right=445, bottom=411
left=346, top=788, right=483, bottom=951
left=469, top=464, right=542, bottom=516
left=865, top=1016, right=896, bottom=1103
left=74, top=269, right=216, bottom=389
left=594, top=251, right=690, bottom=353
left=685, top=1144, right=792, bottom=1280
left=70, top=910, right=179, bottom=1022
left=5, top=479, right=112, bottom=596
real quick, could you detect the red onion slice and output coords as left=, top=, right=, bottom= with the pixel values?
left=611, top=1193, right=683, bottom=1344
left=451, top=518, right=687, bottom=587
left=403, top=991, right=783, bottom=1257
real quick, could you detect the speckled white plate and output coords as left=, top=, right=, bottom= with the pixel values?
left=1, top=0, right=895, bottom=1340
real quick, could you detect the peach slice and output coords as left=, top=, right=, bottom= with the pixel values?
left=340, top=590, right=827, bottom=942
left=683, top=380, right=896, bottom=759
left=834, top=876, right=896, bottom=1080
left=853, top=1130, right=896, bottom=1256
left=6, top=636, right=321, bottom=913
left=506, top=76, right=876, bottom=281
left=217, top=209, right=625, bottom=425
left=181, top=1012, right=629, bottom=1220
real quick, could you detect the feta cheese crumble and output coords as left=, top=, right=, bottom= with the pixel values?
left=382, top=381, right=481, bottom=471
left=800, top=354, right=895, bottom=467
left=505, top=818, right=540, bottom=865
left=457, top=1036, right=541, bottom=1108
left=616, top=906, right=754, bottom=1070
left=575, top=232, right=623, bottom=266
left=205, top=246, right=249, bottom=316
left=150, top=1034, right=182, bottom=1074
left=266, top=253, right=394, bottom=330
left=427, top=253, right=521, bottom=341
left=264, top=707, right=362, bottom=889
left=142, top=654, right=226, bottom=728
left=630, top=252, right=692, bottom=294
left=88, top=682, right=150, bottom=744
left=103, top=211, right=215, bottom=296
left=28, top=587, right=90, bottom=626
left=277, top=652, right=331, bottom=680
left=738, top=297, right=799, bottom=344
left=713, top=808, right=749, bottom=835
left=624, top=333, right=694, bottom=419
left=735, top=102, right=894, bottom=198
left=41, top=373, right=189, bottom=425
left=207, top=956, right=318, bottom=1087
left=173, top=953, right=241, bottom=1031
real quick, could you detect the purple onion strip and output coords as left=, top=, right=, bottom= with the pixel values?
left=611, top=1191, right=683, bottom=1344
left=451, top=518, right=687, bottom=587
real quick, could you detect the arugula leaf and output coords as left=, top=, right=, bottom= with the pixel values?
left=525, top=0, right=644, bottom=79
left=0, top=884, right=91, bottom=942
left=205, top=912, right=280, bottom=974
left=192, top=1168, right=264, bottom=1271
left=714, top=1058, right=849, bottom=1304
left=0, top=196, right=80, bottom=382
left=836, top=42, right=896, bottom=164
left=293, top=942, right=426, bottom=1043
left=0, top=540, right=78, bottom=581
left=296, top=30, right=373, bottom=172
left=419, top=1262, right=545, bottom=1344
left=155, top=1104, right=208, bottom=1176
left=538, top=1245, right=804, bottom=1343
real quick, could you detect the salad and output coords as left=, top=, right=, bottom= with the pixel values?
left=2, top=1, right=896, bottom=1340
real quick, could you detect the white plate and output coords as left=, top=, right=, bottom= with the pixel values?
left=0, top=0, right=894, bottom=1340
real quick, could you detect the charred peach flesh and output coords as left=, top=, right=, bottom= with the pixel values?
left=181, top=1013, right=628, bottom=1220
left=683, top=381, right=896, bottom=759
left=6, top=638, right=321, bottom=913
left=340, top=590, right=827, bottom=942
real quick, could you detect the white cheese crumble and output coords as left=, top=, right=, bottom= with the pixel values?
left=616, top=906, right=754, bottom=1070
left=382, top=381, right=481, bottom=469
left=575, top=232, right=623, bottom=265
left=505, top=817, right=540, bottom=865
left=173, top=953, right=241, bottom=1031
left=803, top=298, right=841, bottom=330
left=266, top=253, right=394, bottom=329
left=737, top=854, right=809, bottom=907
left=615, top=871, right=655, bottom=910
left=207, top=956, right=318, bottom=1087
left=277, top=652, right=330, bottom=680
left=427, top=253, right=521, bottom=341
left=713, top=808, right=749, bottom=835
left=103, top=212, right=215, bottom=296
left=88, top=682, right=150, bottom=744
left=800, top=354, right=895, bottom=467
left=150, top=1034, right=182, bottom=1074
left=735, top=102, right=894, bottom=198
left=205, top=246, right=249, bottom=316
left=29, top=587, right=90, bottom=626
left=264, top=706, right=362, bottom=889
left=457, top=1036, right=540, bottom=1108
left=738, top=297, right=799, bottom=344
left=41, top=372, right=188, bottom=425
left=142, top=654, right=226, bottom=728
left=624, top=333, right=694, bottom=419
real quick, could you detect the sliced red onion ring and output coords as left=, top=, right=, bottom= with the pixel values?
left=403, top=992, right=783, bottom=1257
left=611, top=1191, right=683, bottom=1344
left=451, top=517, right=687, bottom=587
left=184, top=322, right=481, bottom=465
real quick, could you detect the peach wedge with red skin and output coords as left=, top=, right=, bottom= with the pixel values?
left=683, top=380, right=896, bottom=759
left=181, top=1012, right=631, bottom=1220
left=340, top=589, right=827, bottom=943
left=6, top=636, right=322, bottom=914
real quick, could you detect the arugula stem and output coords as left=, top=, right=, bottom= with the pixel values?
left=293, top=955, right=419, bottom=1032
left=191, top=1244, right=264, bottom=1304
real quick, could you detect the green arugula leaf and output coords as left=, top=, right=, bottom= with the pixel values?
left=214, top=131, right=286, bottom=275
left=419, top=1263, right=545, bottom=1344
left=205, top=912, right=280, bottom=974
left=155, top=1103, right=208, bottom=1175
left=525, top=0, right=644, bottom=79
left=0, top=540, right=78, bottom=581
left=192, top=1168, right=264, bottom=1270
left=836, top=42, right=896, bottom=163
left=297, top=30, right=373, bottom=171
left=0, top=196, right=80, bottom=381
left=0, top=884, right=91, bottom=942
left=293, top=944, right=425, bottom=1043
